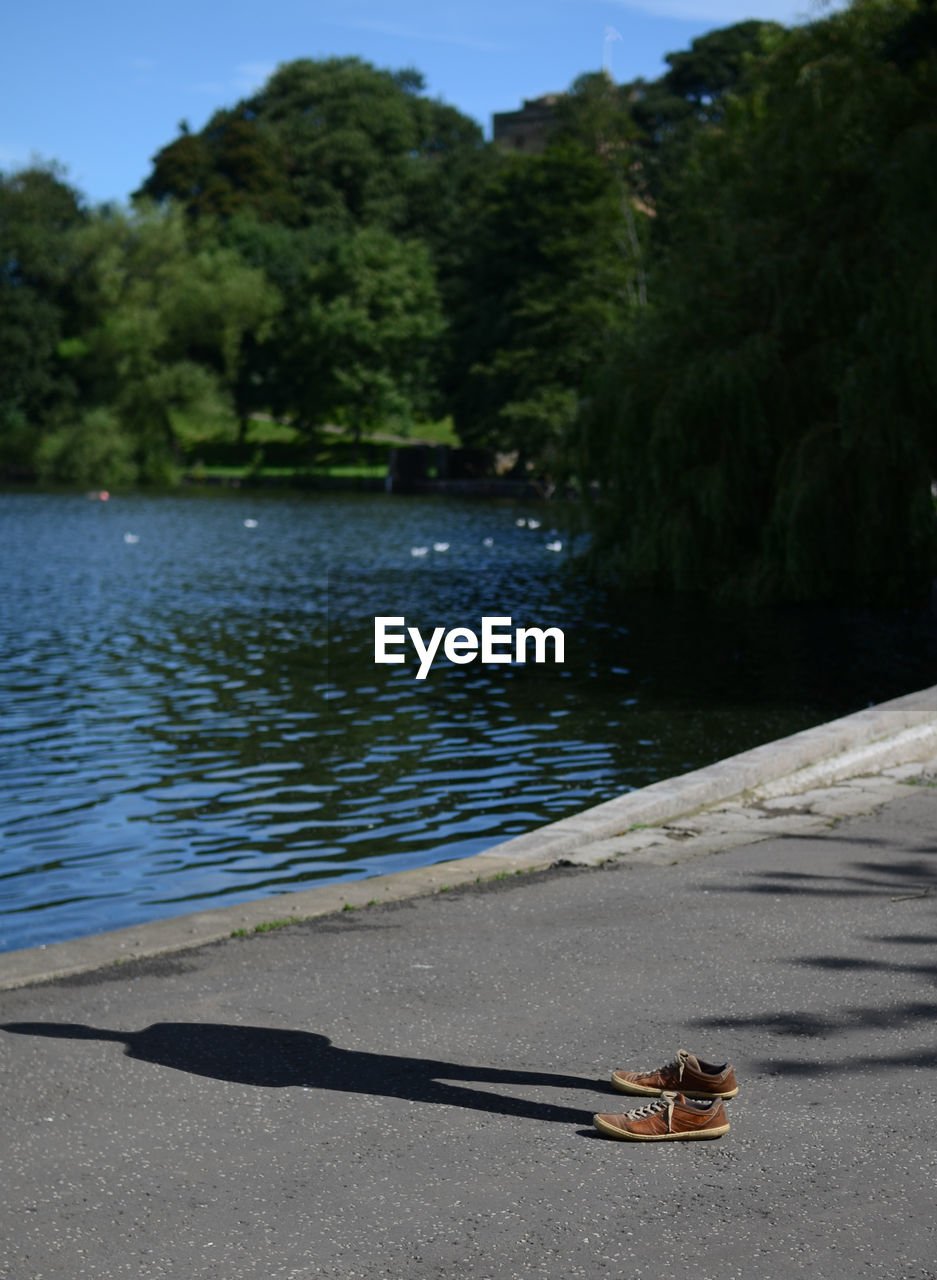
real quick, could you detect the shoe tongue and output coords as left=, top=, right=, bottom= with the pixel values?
left=679, top=1050, right=700, bottom=1071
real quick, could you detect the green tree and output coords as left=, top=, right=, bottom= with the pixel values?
left=0, top=165, right=86, bottom=474
left=275, top=226, right=444, bottom=437
left=137, top=57, right=485, bottom=239
left=445, top=74, right=645, bottom=470
left=624, top=19, right=784, bottom=211
left=220, top=210, right=445, bottom=439
left=659, top=19, right=784, bottom=119
left=578, top=0, right=937, bottom=605
left=42, top=204, right=280, bottom=485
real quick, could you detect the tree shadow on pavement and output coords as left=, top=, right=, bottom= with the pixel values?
left=689, top=866, right=937, bottom=1079
left=732, top=1046, right=937, bottom=1075
left=689, top=805, right=937, bottom=1081
left=0, top=1021, right=598, bottom=1125
left=706, top=847, right=937, bottom=898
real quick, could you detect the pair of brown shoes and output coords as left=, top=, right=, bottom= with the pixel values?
left=593, top=1049, right=738, bottom=1142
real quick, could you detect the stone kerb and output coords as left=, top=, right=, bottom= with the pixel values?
left=3, top=683, right=936, bottom=990
left=476, top=685, right=937, bottom=864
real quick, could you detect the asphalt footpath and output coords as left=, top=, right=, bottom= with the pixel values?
left=1, top=783, right=935, bottom=1280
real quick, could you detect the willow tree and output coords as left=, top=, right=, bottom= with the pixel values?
left=578, top=0, right=937, bottom=605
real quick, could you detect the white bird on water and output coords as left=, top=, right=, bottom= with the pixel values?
left=123, top=533, right=139, bottom=544
left=483, top=537, right=494, bottom=547
left=244, top=518, right=259, bottom=528
left=545, top=540, right=563, bottom=553
left=411, top=546, right=428, bottom=557
left=433, top=542, right=449, bottom=552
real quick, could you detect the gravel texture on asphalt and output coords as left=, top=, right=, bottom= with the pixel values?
left=2, top=784, right=936, bottom=1279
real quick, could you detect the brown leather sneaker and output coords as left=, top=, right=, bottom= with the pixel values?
left=594, top=1092, right=730, bottom=1142
left=611, top=1048, right=738, bottom=1100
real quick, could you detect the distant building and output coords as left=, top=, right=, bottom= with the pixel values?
left=492, top=94, right=563, bottom=154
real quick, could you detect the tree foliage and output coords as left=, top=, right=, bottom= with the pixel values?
left=577, top=0, right=937, bottom=604
left=444, top=73, right=645, bottom=468
left=264, top=224, right=443, bottom=436
left=132, top=57, right=476, bottom=446
left=41, top=204, right=280, bottom=485
left=137, top=57, right=484, bottom=236
left=0, top=166, right=86, bottom=470
left=1, top=57, right=472, bottom=482
left=5, top=14, right=937, bottom=606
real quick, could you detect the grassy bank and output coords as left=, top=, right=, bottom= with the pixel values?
left=172, top=410, right=458, bottom=485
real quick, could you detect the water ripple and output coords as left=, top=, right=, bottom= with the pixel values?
left=3, top=490, right=937, bottom=952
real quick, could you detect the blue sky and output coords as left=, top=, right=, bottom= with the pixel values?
left=2, top=0, right=843, bottom=205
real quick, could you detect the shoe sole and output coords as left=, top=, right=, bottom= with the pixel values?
left=610, top=1074, right=738, bottom=1100
left=593, top=1114, right=730, bottom=1141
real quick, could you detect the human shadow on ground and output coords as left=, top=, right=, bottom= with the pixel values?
left=0, top=1021, right=598, bottom=1125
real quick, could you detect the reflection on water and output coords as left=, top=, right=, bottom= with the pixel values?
left=2, top=489, right=936, bottom=952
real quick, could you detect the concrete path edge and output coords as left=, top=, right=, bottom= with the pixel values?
left=3, top=683, right=937, bottom=991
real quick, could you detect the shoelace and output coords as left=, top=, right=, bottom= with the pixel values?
left=648, top=1049, right=690, bottom=1083
left=624, top=1095, right=674, bottom=1121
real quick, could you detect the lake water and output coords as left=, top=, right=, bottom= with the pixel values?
left=3, top=489, right=937, bottom=953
